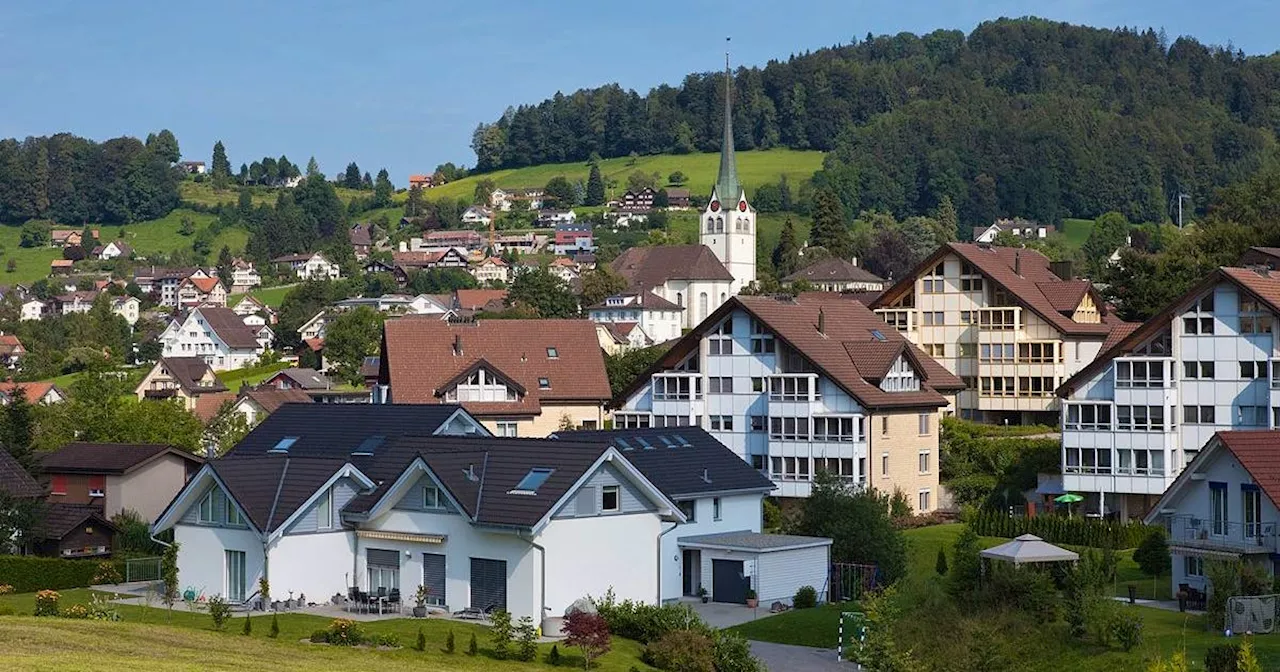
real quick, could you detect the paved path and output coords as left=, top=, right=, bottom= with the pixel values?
left=749, top=641, right=856, bottom=672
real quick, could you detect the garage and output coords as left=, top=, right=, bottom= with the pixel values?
left=679, top=532, right=832, bottom=606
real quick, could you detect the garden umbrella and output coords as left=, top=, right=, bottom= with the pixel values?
left=1054, top=494, right=1084, bottom=503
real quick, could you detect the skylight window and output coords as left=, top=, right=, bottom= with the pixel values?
left=269, top=436, right=299, bottom=453
left=352, top=435, right=385, bottom=456
left=538, top=377, right=551, bottom=389
left=658, top=435, right=675, bottom=447
left=546, top=347, right=559, bottom=359
left=511, top=468, right=555, bottom=494
left=674, top=434, right=692, bottom=447
left=871, top=330, right=887, bottom=342
left=635, top=436, right=654, bottom=450
left=615, top=438, right=633, bottom=451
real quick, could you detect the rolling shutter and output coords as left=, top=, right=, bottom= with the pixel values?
left=422, top=553, right=446, bottom=606
left=367, top=548, right=400, bottom=567
left=575, top=486, right=597, bottom=517
left=470, top=557, right=507, bottom=612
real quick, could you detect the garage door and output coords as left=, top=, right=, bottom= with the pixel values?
left=470, top=557, right=507, bottom=612
left=712, top=559, right=748, bottom=604
left=422, top=553, right=446, bottom=606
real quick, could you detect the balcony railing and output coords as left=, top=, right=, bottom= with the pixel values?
left=1167, top=515, right=1277, bottom=553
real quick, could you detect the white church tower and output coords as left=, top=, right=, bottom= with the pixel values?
left=700, top=53, right=756, bottom=294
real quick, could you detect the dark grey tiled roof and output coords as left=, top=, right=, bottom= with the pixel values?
left=210, top=455, right=349, bottom=533
left=0, top=449, right=41, bottom=498
left=677, top=531, right=832, bottom=551
left=554, top=427, right=773, bottom=499
left=42, top=443, right=200, bottom=475
left=40, top=503, right=118, bottom=539
left=225, top=404, right=469, bottom=460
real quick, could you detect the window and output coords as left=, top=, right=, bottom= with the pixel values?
left=708, top=320, right=733, bottom=355
left=227, top=503, right=243, bottom=527
left=881, top=416, right=889, bottom=435
left=979, top=376, right=1015, bottom=397
left=713, top=497, right=722, bottom=521
left=924, top=343, right=946, bottom=357
left=1116, top=405, right=1165, bottom=431
left=1244, top=486, right=1262, bottom=538
left=921, top=311, right=945, bottom=326
left=1237, top=405, right=1268, bottom=427
left=918, top=451, right=930, bottom=474
left=367, top=549, right=400, bottom=594
left=88, top=475, right=105, bottom=497
left=978, top=309, right=1016, bottom=330
left=653, top=376, right=701, bottom=400
left=423, top=485, right=441, bottom=509
left=317, top=487, right=333, bottom=529
left=708, top=377, right=734, bottom=394
left=922, top=264, right=945, bottom=293
left=546, top=347, right=558, bottom=359
left=750, top=319, right=774, bottom=354
left=958, top=342, right=977, bottom=357
left=612, top=414, right=650, bottom=429
left=1182, top=405, right=1216, bottom=424
left=769, top=376, right=815, bottom=401
left=1184, top=556, right=1204, bottom=578
left=496, top=422, right=518, bottom=437
left=538, top=377, right=551, bottom=389
left=601, top=485, right=620, bottom=512
left=1211, top=483, right=1228, bottom=535
left=1241, top=361, right=1269, bottom=380
left=1239, top=298, right=1274, bottom=334
left=813, top=416, right=857, bottom=442
left=958, top=311, right=977, bottom=325
left=881, top=453, right=889, bottom=477
left=768, top=417, right=810, bottom=440
left=678, top=500, right=696, bottom=521
left=1065, top=404, right=1111, bottom=430
left=750, top=415, right=765, bottom=432
left=1018, top=342, right=1058, bottom=363
left=918, top=490, right=931, bottom=511
left=918, top=413, right=930, bottom=435
left=513, top=468, right=555, bottom=493
left=653, top=415, right=691, bottom=427
left=50, top=474, right=67, bottom=496
left=1115, top=360, right=1165, bottom=388
left=960, top=277, right=984, bottom=292
left=710, top=415, right=734, bottom=431
left=198, top=490, right=216, bottom=523
left=1183, top=361, right=1214, bottom=379
left=751, top=377, right=765, bottom=392
left=1017, top=376, right=1056, bottom=397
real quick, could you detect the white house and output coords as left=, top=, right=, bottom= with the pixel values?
left=97, top=240, right=132, bottom=261
left=55, top=291, right=98, bottom=316
left=1057, top=266, right=1280, bottom=519
left=112, top=296, right=141, bottom=326
left=150, top=405, right=685, bottom=628
left=972, top=219, right=1049, bottom=243
left=298, top=311, right=327, bottom=347
left=471, top=257, right=510, bottom=285
left=782, top=258, right=886, bottom=293
left=273, top=253, right=341, bottom=281
left=1144, top=430, right=1280, bottom=600
left=461, top=206, right=493, bottom=227
left=230, top=260, right=262, bottom=293
left=160, top=306, right=267, bottom=371
left=177, top=276, right=228, bottom=308
left=587, top=291, right=684, bottom=347
left=613, top=294, right=964, bottom=507
left=20, top=299, right=47, bottom=321
left=232, top=295, right=276, bottom=325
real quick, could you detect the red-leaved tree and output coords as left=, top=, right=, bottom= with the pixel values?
left=563, top=610, right=611, bottom=669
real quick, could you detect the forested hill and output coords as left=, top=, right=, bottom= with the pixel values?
left=473, top=18, right=1280, bottom=224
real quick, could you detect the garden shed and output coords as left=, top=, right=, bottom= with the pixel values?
left=677, top=532, right=832, bottom=605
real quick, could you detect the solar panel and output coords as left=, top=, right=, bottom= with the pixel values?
left=871, top=329, right=887, bottom=342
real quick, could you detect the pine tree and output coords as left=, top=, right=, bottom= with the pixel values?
left=771, top=217, right=801, bottom=277
left=467, top=632, right=477, bottom=655
left=269, top=613, right=279, bottom=638
left=241, top=613, right=252, bottom=635
left=936, top=195, right=959, bottom=242
left=306, top=156, right=320, bottom=177
left=361, top=171, right=373, bottom=190
left=211, top=141, right=232, bottom=190
left=3, top=388, right=36, bottom=474
left=216, top=246, right=234, bottom=289
left=373, top=169, right=393, bottom=208
left=935, top=546, right=948, bottom=575
left=415, top=626, right=426, bottom=651
left=809, top=188, right=852, bottom=260
left=585, top=164, right=605, bottom=205
left=444, top=629, right=455, bottom=653
left=343, top=162, right=362, bottom=189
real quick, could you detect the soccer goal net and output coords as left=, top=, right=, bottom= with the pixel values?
left=1226, top=594, right=1279, bottom=634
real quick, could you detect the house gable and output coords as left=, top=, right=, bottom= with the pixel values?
left=390, top=473, right=462, bottom=515
left=282, top=475, right=363, bottom=535
left=175, top=477, right=252, bottom=531
left=551, top=461, right=657, bottom=519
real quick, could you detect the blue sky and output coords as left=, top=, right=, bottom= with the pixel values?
left=0, top=1, right=1276, bottom=185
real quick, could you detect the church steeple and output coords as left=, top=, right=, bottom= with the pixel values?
left=714, top=49, right=740, bottom=202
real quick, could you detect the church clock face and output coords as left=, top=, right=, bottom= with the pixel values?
left=738, top=201, right=747, bottom=212
left=710, top=200, right=720, bottom=212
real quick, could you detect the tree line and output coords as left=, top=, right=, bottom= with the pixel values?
left=475, top=18, right=1280, bottom=225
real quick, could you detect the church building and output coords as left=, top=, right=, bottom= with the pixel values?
left=611, top=58, right=756, bottom=329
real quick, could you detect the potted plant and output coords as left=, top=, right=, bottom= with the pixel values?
left=745, top=588, right=758, bottom=609
left=412, top=584, right=430, bottom=618
left=698, top=587, right=709, bottom=604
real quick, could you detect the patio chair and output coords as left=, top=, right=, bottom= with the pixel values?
left=346, top=587, right=359, bottom=613
left=376, top=587, right=388, bottom=615
left=387, top=589, right=401, bottom=614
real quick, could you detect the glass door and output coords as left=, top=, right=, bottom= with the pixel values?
left=1210, top=485, right=1228, bottom=536
left=225, top=551, right=246, bottom=602
left=1244, top=487, right=1262, bottom=540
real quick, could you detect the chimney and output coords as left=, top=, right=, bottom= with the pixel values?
left=1014, top=252, right=1022, bottom=277
left=817, top=308, right=826, bottom=335
left=1050, top=260, right=1074, bottom=281
left=452, top=334, right=462, bottom=356
left=464, top=464, right=478, bottom=482
left=204, top=439, right=217, bottom=460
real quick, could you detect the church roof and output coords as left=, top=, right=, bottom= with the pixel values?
left=714, top=58, right=740, bottom=201
left=610, top=245, right=734, bottom=289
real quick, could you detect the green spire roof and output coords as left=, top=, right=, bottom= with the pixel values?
left=714, top=56, right=739, bottom=202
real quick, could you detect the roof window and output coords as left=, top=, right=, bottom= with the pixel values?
left=269, top=436, right=299, bottom=453
left=673, top=434, right=692, bottom=447
left=871, top=329, right=887, bottom=342
left=547, top=347, right=559, bottom=359
left=510, top=468, right=555, bottom=494
left=635, top=436, right=653, bottom=450
left=538, top=377, right=551, bottom=389
left=615, top=438, right=633, bottom=451
left=352, top=435, right=385, bottom=456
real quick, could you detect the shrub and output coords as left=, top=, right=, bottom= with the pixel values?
left=87, top=595, right=120, bottom=622
left=965, top=509, right=1155, bottom=549
left=34, top=590, right=60, bottom=617
left=984, top=563, right=1058, bottom=620
left=62, top=603, right=89, bottom=619
left=242, top=613, right=252, bottom=635
left=935, top=546, right=948, bottom=576
left=269, top=613, right=279, bottom=638
left=206, top=595, right=231, bottom=631
left=516, top=615, right=539, bottom=662
left=92, top=561, right=123, bottom=585
left=490, top=608, right=514, bottom=659
left=444, top=629, right=455, bottom=654
left=564, top=610, right=612, bottom=670
left=711, top=630, right=761, bottom=672
left=1238, top=637, right=1262, bottom=672
left=326, top=618, right=363, bottom=646
left=1205, top=643, right=1240, bottom=672
left=467, top=632, right=478, bottom=656
left=0, top=584, right=12, bottom=595
left=373, top=633, right=400, bottom=648
left=794, top=585, right=817, bottom=609
left=416, top=626, right=426, bottom=651
left=594, top=590, right=707, bottom=643
left=548, top=644, right=562, bottom=665
left=0, top=606, right=15, bottom=616
left=644, top=630, right=715, bottom=672
left=1109, top=612, right=1143, bottom=652
left=309, top=630, right=329, bottom=644
left=0, top=556, right=126, bottom=593
left=1133, top=529, right=1171, bottom=578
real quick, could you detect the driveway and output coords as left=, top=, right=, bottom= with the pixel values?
left=749, top=641, right=856, bottom=671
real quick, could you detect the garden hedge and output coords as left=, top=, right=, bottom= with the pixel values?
left=966, top=509, right=1156, bottom=549
left=0, top=556, right=125, bottom=593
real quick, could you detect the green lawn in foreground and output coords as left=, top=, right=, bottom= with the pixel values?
left=426, top=149, right=825, bottom=203
left=0, top=593, right=653, bottom=671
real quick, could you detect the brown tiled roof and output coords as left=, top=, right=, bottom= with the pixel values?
left=186, top=276, right=222, bottom=294
left=193, top=391, right=236, bottom=422
left=241, top=388, right=312, bottom=415
left=1211, top=431, right=1280, bottom=509
left=455, top=289, right=508, bottom=311
left=872, top=243, right=1114, bottom=338
left=1099, top=321, right=1139, bottom=354
left=1058, top=266, right=1280, bottom=396
left=350, top=223, right=373, bottom=247
left=0, top=334, right=25, bottom=356
left=602, top=322, right=641, bottom=343
left=0, top=448, right=41, bottom=498
left=587, top=292, right=683, bottom=312
left=382, top=318, right=611, bottom=414
left=611, top=245, right=734, bottom=288
left=393, top=250, right=446, bottom=267
left=153, top=357, right=228, bottom=394
left=797, top=290, right=884, bottom=305
left=198, top=307, right=261, bottom=349
left=0, top=381, right=60, bottom=402
left=42, top=442, right=200, bottom=475
left=1036, top=279, right=1092, bottom=313
left=783, top=258, right=884, bottom=285
left=616, top=295, right=963, bottom=411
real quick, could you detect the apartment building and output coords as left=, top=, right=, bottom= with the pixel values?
left=870, top=243, right=1126, bottom=425
left=1057, top=266, right=1280, bottom=519
left=613, top=295, right=964, bottom=509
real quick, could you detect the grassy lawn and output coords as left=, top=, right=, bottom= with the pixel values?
left=1061, top=218, right=1094, bottom=248
left=727, top=603, right=849, bottom=648
left=218, top=361, right=292, bottom=389
left=229, top=284, right=297, bottom=308
left=427, top=150, right=824, bottom=203
left=180, top=181, right=384, bottom=209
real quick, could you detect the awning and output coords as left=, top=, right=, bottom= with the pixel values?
left=1170, top=545, right=1242, bottom=560
left=356, top=530, right=446, bottom=544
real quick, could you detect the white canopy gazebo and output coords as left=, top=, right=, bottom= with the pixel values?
left=979, top=534, right=1079, bottom=565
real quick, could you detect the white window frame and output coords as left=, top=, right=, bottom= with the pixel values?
left=601, top=485, right=620, bottom=513
left=317, top=486, right=333, bottom=530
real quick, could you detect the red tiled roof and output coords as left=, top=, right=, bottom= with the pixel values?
left=611, top=245, right=734, bottom=288
left=1214, top=431, right=1280, bottom=508
left=186, top=276, right=222, bottom=294
left=382, top=319, right=611, bottom=414
left=0, top=381, right=59, bottom=402
left=304, top=338, right=324, bottom=352
left=602, top=322, right=641, bottom=343
left=0, top=334, right=25, bottom=355
left=193, top=391, right=237, bottom=423
left=1035, top=279, right=1092, bottom=313
left=872, top=243, right=1114, bottom=338
left=455, top=289, right=508, bottom=311
left=241, top=387, right=313, bottom=415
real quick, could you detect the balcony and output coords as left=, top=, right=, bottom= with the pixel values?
left=767, top=374, right=821, bottom=403
left=1113, top=357, right=1174, bottom=389
left=651, top=374, right=701, bottom=402
left=1167, top=515, right=1277, bottom=554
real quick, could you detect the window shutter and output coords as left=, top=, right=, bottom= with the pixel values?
left=50, top=475, right=67, bottom=495
left=576, top=486, right=597, bottom=516
left=88, top=475, right=105, bottom=491
left=367, top=548, right=400, bottom=567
